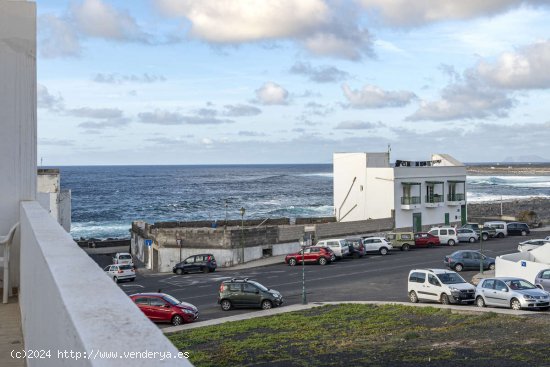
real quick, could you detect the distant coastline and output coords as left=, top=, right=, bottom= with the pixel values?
left=467, top=163, right=550, bottom=176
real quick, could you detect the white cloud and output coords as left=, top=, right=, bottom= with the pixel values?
left=290, top=61, right=349, bottom=83
left=37, top=84, right=64, bottom=111
left=342, top=84, right=416, bottom=109
left=72, top=0, right=149, bottom=42
left=407, top=76, right=515, bottom=121
left=69, top=107, right=123, bottom=119
left=358, top=0, right=541, bottom=27
left=477, top=39, right=550, bottom=89
left=38, top=15, right=81, bottom=58
left=255, top=82, right=289, bottom=105
left=334, top=121, right=378, bottom=130
left=138, top=110, right=186, bottom=125
left=154, top=0, right=373, bottom=60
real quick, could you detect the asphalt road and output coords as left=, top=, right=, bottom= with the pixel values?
left=90, top=231, right=550, bottom=326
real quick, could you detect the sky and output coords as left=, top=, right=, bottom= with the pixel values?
left=36, top=0, right=550, bottom=165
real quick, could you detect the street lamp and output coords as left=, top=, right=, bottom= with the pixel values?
left=479, top=227, right=484, bottom=275
left=240, top=207, right=246, bottom=264
left=299, top=234, right=308, bottom=305
left=224, top=200, right=228, bottom=229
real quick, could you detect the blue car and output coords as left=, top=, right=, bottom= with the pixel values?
left=444, top=250, right=495, bottom=272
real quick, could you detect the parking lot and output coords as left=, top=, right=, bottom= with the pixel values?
left=92, top=230, right=550, bottom=325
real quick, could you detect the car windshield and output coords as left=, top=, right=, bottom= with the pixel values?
left=505, top=279, right=537, bottom=290
left=249, top=281, right=268, bottom=292
left=119, top=255, right=131, bottom=259
left=437, top=272, right=467, bottom=284
left=162, top=294, right=181, bottom=305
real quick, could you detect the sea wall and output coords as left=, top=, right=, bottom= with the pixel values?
left=468, top=198, right=550, bottom=224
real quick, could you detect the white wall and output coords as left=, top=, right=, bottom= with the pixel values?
left=0, top=0, right=37, bottom=288
left=364, top=167, right=394, bottom=220
left=333, top=153, right=367, bottom=222
left=20, top=201, right=191, bottom=366
left=495, top=244, right=550, bottom=283
left=59, top=189, right=72, bottom=232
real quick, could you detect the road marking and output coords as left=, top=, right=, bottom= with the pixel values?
left=121, top=284, right=144, bottom=288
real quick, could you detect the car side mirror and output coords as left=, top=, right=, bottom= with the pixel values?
left=501, top=288, right=508, bottom=292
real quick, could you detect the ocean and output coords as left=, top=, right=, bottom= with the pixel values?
left=58, top=165, right=550, bottom=240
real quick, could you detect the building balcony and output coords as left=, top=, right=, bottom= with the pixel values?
left=447, top=193, right=466, bottom=206
left=425, top=195, right=444, bottom=208
left=400, top=196, right=421, bottom=210
left=10, top=201, right=192, bottom=366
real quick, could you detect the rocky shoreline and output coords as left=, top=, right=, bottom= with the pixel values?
left=467, top=164, right=550, bottom=176
left=468, top=197, right=550, bottom=224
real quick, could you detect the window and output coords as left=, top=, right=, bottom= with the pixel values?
left=429, top=230, right=437, bottom=236
left=119, top=254, right=132, bottom=260
left=482, top=280, right=495, bottom=289
left=471, top=252, right=482, bottom=260
left=494, top=280, right=507, bottom=291
left=243, top=284, right=258, bottom=293
left=542, top=271, right=550, bottom=280
left=449, top=229, right=455, bottom=235
left=428, top=274, right=440, bottom=286
left=303, top=248, right=311, bottom=254
left=401, top=234, right=412, bottom=240
left=120, top=265, right=133, bottom=270
left=461, top=252, right=471, bottom=259
left=109, top=266, right=117, bottom=271
left=228, top=284, right=241, bottom=292
left=409, top=272, right=426, bottom=283
left=185, top=257, right=195, bottom=264
left=134, top=297, right=149, bottom=305
left=440, top=229, right=448, bottom=235
left=150, top=298, right=167, bottom=307
left=310, top=247, right=320, bottom=253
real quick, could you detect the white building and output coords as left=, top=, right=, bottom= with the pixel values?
left=37, top=168, right=71, bottom=232
left=334, top=152, right=467, bottom=232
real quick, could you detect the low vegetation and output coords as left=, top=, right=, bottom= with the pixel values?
left=168, top=304, right=550, bottom=367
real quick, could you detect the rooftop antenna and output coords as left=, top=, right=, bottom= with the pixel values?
left=387, top=144, right=391, bottom=163
left=40, top=157, right=43, bottom=167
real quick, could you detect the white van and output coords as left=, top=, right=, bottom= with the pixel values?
left=408, top=269, right=475, bottom=305
left=428, top=227, right=458, bottom=246
left=315, top=239, right=350, bottom=259
left=484, top=221, right=507, bottom=238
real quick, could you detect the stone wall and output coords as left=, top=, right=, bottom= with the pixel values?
left=315, top=217, right=395, bottom=239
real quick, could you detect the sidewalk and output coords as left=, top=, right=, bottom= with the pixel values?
left=163, top=300, right=540, bottom=334
left=0, top=297, right=25, bottom=367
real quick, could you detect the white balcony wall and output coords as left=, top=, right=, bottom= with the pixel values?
left=0, top=0, right=37, bottom=288
left=20, top=201, right=191, bottom=367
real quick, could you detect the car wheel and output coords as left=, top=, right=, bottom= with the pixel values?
left=261, top=300, right=273, bottom=310
left=209, top=268, right=216, bottom=273
left=454, top=263, right=463, bottom=272
left=379, top=247, right=388, bottom=255
left=318, top=257, right=328, bottom=265
left=427, top=243, right=434, bottom=248
left=440, top=293, right=450, bottom=305
left=171, top=315, right=184, bottom=326
left=130, top=278, right=135, bottom=282
left=220, top=299, right=232, bottom=311
left=489, top=263, right=495, bottom=271
left=353, top=253, right=360, bottom=259
left=510, top=298, right=522, bottom=310
left=521, top=230, right=527, bottom=236
left=482, top=233, right=489, bottom=241
left=175, top=268, right=183, bottom=275
left=498, top=233, right=505, bottom=238
left=203, top=267, right=209, bottom=274
left=448, top=239, right=456, bottom=246
left=402, top=244, right=410, bottom=251
left=409, top=291, right=419, bottom=303
left=288, top=258, right=297, bottom=266
left=476, top=296, right=486, bottom=308
left=469, top=237, right=476, bottom=243
left=113, top=276, right=118, bottom=283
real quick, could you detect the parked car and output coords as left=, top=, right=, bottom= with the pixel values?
left=361, top=237, right=393, bottom=255
left=475, top=277, right=550, bottom=310
left=461, top=223, right=496, bottom=241
left=315, top=239, right=350, bottom=259
left=517, top=239, right=550, bottom=252
left=535, top=269, right=550, bottom=291
left=444, top=250, right=495, bottom=272
left=484, top=221, right=508, bottom=238
left=130, top=293, right=199, bottom=325
left=428, top=227, right=458, bottom=246
left=507, top=222, right=530, bottom=236
left=112, top=252, right=133, bottom=265
left=546, top=236, right=550, bottom=241
left=345, top=238, right=366, bottom=258
left=385, top=232, right=415, bottom=251
left=414, top=232, right=441, bottom=248
left=218, top=278, right=283, bottom=311
left=408, top=268, right=476, bottom=305
left=456, top=228, right=479, bottom=243
left=103, top=264, right=135, bottom=283
left=285, top=246, right=334, bottom=265
left=173, top=254, right=217, bottom=274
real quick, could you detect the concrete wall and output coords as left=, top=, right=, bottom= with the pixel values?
left=333, top=153, right=367, bottom=222
left=495, top=244, right=550, bottom=283
left=315, top=217, right=394, bottom=239
left=365, top=167, right=394, bottom=220
left=0, top=0, right=37, bottom=289
left=20, top=201, right=190, bottom=366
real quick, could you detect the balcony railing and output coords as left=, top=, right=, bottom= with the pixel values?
left=425, top=195, right=444, bottom=203
left=401, top=196, right=421, bottom=205
left=448, top=193, right=465, bottom=201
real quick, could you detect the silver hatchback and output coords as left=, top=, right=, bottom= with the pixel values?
left=475, top=277, right=550, bottom=310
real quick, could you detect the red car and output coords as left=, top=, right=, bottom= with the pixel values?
left=130, top=293, right=199, bottom=326
left=414, top=232, right=441, bottom=248
left=285, top=246, right=335, bottom=266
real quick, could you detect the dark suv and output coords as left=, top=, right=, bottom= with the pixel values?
left=173, top=254, right=217, bottom=274
left=218, top=278, right=283, bottom=311
left=507, top=222, right=530, bottom=236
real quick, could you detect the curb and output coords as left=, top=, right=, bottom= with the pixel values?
left=162, top=300, right=540, bottom=334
